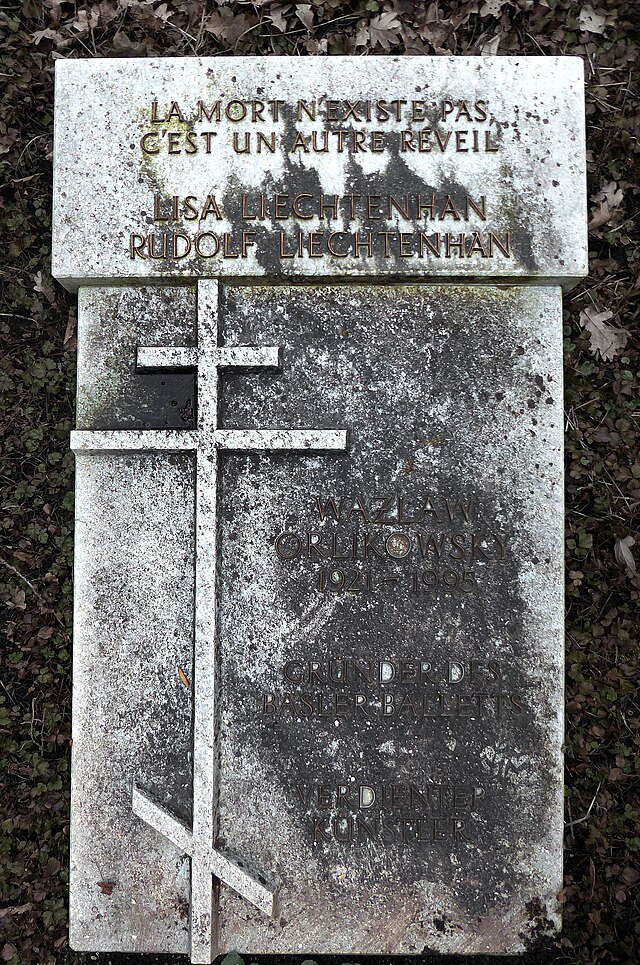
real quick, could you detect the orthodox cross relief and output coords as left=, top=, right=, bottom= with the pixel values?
left=70, top=280, right=348, bottom=964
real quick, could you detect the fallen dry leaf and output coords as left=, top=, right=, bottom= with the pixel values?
left=589, top=180, right=623, bottom=230
left=368, top=12, right=403, bottom=50
left=33, top=270, right=56, bottom=304
left=481, top=33, right=502, bottom=55
left=31, top=27, right=58, bottom=45
left=296, top=4, right=313, bottom=30
left=269, top=4, right=290, bottom=33
left=178, top=665, right=191, bottom=688
left=579, top=5, right=608, bottom=34
left=205, top=10, right=253, bottom=45
left=12, top=588, right=26, bottom=610
left=480, top=0, right=508, bottom=16
left=614, top=536, right=636, bottom=576
left=0, top=904, right=34, bottom=920
left=579, top=306, right=629, bottom=360
left=97, top=881, right=114, bottom=895
left=63, top=311, right=77, bottom=349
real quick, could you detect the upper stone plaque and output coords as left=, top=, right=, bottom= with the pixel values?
left=52, top=56, right=587, bottom=290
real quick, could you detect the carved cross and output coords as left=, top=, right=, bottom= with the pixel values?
left=70, top=280, right=348, bottom=963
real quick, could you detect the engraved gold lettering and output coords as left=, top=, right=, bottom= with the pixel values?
left=140, top=132, right=159, bottom=154
left=297, top=99, right=316, bottom=121
left=233, top=132, right=251, bottom=154
left=194, top=232, right=219, bottom=258
left=257, top=132, right=276, bottom=153
left=129, top=234, right=146, bottom=259
left=197, top=101, right=221, bottom=122
left=201, top=195, right=223, bottom=220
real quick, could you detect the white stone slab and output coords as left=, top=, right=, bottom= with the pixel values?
left=52, top=56, right=587, bottom=290
left=70, top=281, right=565, bottom=958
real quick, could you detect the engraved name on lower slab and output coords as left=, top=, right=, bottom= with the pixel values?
left=273, top=490, right=511, bottom=596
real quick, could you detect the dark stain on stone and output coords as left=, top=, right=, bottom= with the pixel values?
left=214, top=283, right=562, bottom=941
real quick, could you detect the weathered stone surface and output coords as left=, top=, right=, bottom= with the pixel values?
left=70, top=287, right=196, bottom=953
left=52, top=56, right=587, bottom=290
left=70, top=281, right=564, bottom=957
left=61, top=51, right=583, bottom=963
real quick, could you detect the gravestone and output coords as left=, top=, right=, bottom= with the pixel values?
left=52, top=57, right=587, bottom=962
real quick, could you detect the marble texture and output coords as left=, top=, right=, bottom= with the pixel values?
left=52, top=56, right=587, bottom=290
left=69, top=282, right=565, bottom=958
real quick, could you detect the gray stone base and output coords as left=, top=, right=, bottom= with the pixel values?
left=70, top=283, right=563, bottom=958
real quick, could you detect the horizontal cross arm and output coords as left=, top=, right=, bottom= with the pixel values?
left=215, top=429, right=348, bottom=451
left=137, top=346, right=197, bottom=369
left=133, top=786, right=278, bottom=918
left=209, top=849, right=278, bottom=918
left=71, top=430, right=198, bottom=453
left=216, top=346, right=281, bottom=370
left=136, top=345, right=281, bottom=371
left=132, top=785, right=193, bottom=854
left=71, top=428, right=347, bottom=454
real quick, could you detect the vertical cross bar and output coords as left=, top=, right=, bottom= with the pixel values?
left=189, top=279, right=220, bottom=963
left=111, top=282, right=348, bottom=963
